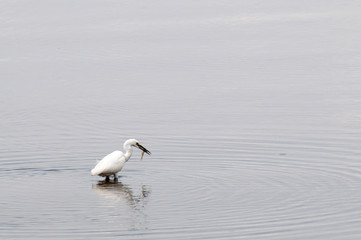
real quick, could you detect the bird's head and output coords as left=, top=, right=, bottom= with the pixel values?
left=125, top=139, right=151, bottom=155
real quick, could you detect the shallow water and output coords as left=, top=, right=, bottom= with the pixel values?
left=1, top=1, right=361, bottom=239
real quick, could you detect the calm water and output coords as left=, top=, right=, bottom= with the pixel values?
left=1, top=1, right=361, bottom=239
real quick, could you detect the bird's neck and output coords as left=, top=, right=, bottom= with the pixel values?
left=124, top=146, right=133, bottom=161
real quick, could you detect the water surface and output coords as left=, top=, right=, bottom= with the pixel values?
left=1, top=1, right=361, bottom=239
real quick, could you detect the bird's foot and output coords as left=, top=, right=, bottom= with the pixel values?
left=105, top=176, right=110, bottom=182
left=113, top=175, right=118, bottom=183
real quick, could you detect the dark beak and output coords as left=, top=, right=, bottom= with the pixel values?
left=136, top=143, right=151, bottom=155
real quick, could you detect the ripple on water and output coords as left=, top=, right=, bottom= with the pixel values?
left=1, top=130, right=361, bottom=239
left=139, top=132, right=361, bottom=239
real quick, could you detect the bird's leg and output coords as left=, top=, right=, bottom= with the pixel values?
left=113, top=174, right=118, bottom=183
left=105, top=176, right=110, bottom=182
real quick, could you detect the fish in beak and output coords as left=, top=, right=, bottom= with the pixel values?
left=136, top=142, right=151, bottom=160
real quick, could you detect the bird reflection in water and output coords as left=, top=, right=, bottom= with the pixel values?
left=92, top=179, right=151, bottom=230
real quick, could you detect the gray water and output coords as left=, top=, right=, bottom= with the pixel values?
left=1, top=1, right=361, bottom=239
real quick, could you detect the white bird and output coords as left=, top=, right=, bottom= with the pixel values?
left=91, top=139, right=151, bottom=181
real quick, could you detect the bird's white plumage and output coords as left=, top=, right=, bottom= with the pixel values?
left=91, top=151, right=126, bottom=176
left=91, top=139, right=151, bottom=180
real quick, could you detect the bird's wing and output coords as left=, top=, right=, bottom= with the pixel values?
left=91, top=151, right=125, bottom=176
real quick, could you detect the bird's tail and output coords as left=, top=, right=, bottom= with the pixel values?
left=91, top=160, right=101, bottom=176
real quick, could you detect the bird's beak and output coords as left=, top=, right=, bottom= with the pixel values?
left=136, top=142, right=151, bottom=155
